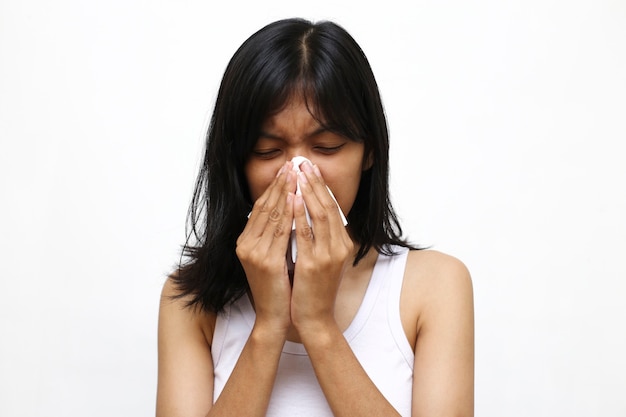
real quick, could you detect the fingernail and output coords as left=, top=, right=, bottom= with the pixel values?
left=297, top=171, right=308, bottom=184
left=301, top=160, right=313, bottom=174
left=313, top=164, right=321, bottom=177
left=276, top=163, right=286, bottom=177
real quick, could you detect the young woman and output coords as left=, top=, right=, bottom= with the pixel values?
left=157, top=18, right=474, bottom=417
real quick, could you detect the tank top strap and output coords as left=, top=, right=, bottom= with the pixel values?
left=384, top=247, right=414, bottom=368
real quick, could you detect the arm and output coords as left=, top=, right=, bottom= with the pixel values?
left=156, top=279, right=214, bottom=417
left=290, top=162, right=402, bottom=416
left=299, top=323, right=402, bottom=416
left=292, top=162, right=474, bottom=416
left=407, top=252, right=475, bottom=417
left=156, top=280, right=287, bottom=417
left=157, top=162, right=298, bottom=417
left=297, top=252, right=475, bottom=417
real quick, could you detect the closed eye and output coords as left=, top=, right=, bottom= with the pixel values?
left=314, top=143, right=346, bottom=155
left=251, top=149, right=281, bottom=159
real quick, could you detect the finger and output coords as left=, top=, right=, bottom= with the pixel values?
left=293, top=193, right=315, bottom=254
left=298, top=167, right=347, bottom=244
left=313, top=165, right=348, bottom=232
left=244, top=162, right=291, bottom=239
left=268, top=191, right=296, bottom=259
left=295, top=171, right=329, bottom=240
left=248, top=161, right=289, bottom=222
left=257, top=169, right=296, bottom=252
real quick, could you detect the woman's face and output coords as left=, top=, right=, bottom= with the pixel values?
left=245, top=97, right=368, bottom=217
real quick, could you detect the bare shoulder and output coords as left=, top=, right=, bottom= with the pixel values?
left=401, top=250, right=473, bottom=343
left=157, top=277, right=216, bottom=416
left=404, top=249, right=472, bottom=293
left=159, top=277, right=216, bottom=347
left=403, top=250, right=475, bottom=415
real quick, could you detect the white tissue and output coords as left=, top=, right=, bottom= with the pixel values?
left=288, top=156, right=348, bottom=265
left=246, top=157, right=349, bottom=272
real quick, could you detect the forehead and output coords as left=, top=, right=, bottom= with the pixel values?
left=261, top=97, right=322, bottom=135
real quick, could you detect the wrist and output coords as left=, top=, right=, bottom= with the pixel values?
left=294, top=317, right=341, bottom=347
left=251, top=320, right=289, bottom=346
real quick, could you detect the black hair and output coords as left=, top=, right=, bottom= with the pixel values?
left=172, top=18, right=417, bottom=313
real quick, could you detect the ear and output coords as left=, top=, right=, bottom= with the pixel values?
left=362, top=149, right=374, bottom=171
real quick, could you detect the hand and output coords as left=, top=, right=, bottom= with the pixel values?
left=290, top=161, right=354, bottom=334
left=236, top=161, right=297, bottom=334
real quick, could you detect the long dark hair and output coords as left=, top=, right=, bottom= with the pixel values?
left=172, top=18, right=416, bottom=313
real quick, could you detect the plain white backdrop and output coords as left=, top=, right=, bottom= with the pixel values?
left=1, top=0, right=625, bottom=416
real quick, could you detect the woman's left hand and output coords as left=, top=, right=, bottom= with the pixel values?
left=290, top=160, right=354, bottom=335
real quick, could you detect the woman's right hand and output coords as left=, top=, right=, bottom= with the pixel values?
left=236, top=161, right=296, bottom=335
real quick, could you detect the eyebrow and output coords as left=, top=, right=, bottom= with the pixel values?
left=258, top=127, right=329, bottom=141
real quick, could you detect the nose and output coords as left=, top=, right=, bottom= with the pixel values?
left=290, top=156, right=312, bottom=172
left=285, top=150, right=314, bottom=167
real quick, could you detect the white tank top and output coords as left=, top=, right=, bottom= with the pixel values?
left=211, top=247, right=414, bottom=416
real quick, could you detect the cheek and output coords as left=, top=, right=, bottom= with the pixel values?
left=245, top=162, right=281, bottom=202
left=319, top=165, right=362, bottom=215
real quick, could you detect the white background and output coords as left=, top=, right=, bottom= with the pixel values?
left=1, top=1, right=624, bottom=416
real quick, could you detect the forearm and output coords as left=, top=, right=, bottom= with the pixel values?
left=208, top=324, right=286, bottom=417
left=301, top=322, right=401, bottom=417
